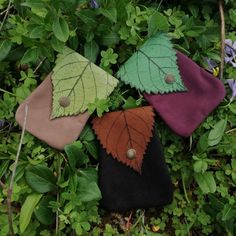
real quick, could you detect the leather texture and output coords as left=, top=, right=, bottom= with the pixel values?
left=15, top=73, right=90, bottom=150
left=144, top=51, right=226, bottom=137
left=98, top=128, right=173, bottom=212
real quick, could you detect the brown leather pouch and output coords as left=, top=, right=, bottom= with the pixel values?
left=15, top=73, right=90, bottom=150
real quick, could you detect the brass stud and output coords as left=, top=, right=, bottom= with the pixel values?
left=59, top=97, right=70, bottom=108
left=165, top=74, right=175, bottom=84
left=126, top=149, right=136, bottom=160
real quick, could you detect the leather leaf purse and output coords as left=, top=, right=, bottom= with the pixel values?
left=92, top=106, right=173, bottom=212
left=16, top=47, right=118, bottom=150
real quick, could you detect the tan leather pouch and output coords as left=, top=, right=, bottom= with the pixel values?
left=15, top=73, right=90, bottom=150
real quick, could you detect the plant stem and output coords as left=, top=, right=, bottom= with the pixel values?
left=0, top=0, right=12, bottom=32
left=0, top=88, right=18, bottom=98
left=33, top=57, right=46, bottom=74
left=182, top=172, right=190, bottom=204
left=7, top=104, right=28, bottom=236
left=219, top=0, right=225, bottom=81
left=226, top=128, right=236, bottom=134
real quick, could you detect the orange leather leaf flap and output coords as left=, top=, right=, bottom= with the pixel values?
left=92, top=106, right=155, bottom=173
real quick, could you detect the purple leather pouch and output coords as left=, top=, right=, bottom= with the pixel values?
left=144, top=51, right=226, bottom=137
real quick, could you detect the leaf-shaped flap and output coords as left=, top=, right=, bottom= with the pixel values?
left=92, top=106, right=155, bottom=173
left=51, top=47, right=118, bottom=118
left=117, top=33, right=187, bottom=94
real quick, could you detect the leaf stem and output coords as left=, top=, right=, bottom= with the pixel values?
left=219, top=0, right=225, bottom=81
left=7, top=104, right=28, bottom=236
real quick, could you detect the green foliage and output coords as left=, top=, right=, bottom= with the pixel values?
left=0, top=0, right=236, bottom=235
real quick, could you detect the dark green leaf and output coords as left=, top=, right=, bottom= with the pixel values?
left=34, top=196, right=55, bottom=225
left=80, top=124, right=95, bottom=142
left=208, top=194, right=227, bottom=211
left=100, top=32, right=120, bottom=46
left=148, top=12, right=169, bottom=37
left=25, top=165, right=57, bottom=193
left=197, top=132, right=209, bottom=152
left=77, top=168, right=101, bottom=202
left=0, top=40, right=12, bottom=61
left=29, top=26, right=45, bottom=38
left=99, top=8, right=117, bottom=23
left=21, top=0, right=45, bottom=8
left=0, top=160, right=9, bottom=179
left=84, top=141, right=98, bottom=160
left=65, top=142, right=88, bottom=170
left=21, top=47, right=40, bottom=64
left=84, top=40, right=99, bottom=63
left=222, top=204, right=236, bottom=221
left=50, top=35, right=65, bottom=53
left=52, top=17, right=70, bottom=42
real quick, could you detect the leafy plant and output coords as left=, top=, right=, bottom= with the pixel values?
left=0, top=0, right=236, bottom=235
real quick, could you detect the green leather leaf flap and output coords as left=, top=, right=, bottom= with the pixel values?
left=117, top=33, right=187, bottom=94
left=51, top=47, right=118, bottom=118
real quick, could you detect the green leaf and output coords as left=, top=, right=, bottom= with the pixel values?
left=84, top=141, right=98, bottom=160
left=122, top=96, right=139, bottom=109
left=197, top=132, right=209, bottom=152
left=0, top=160, right=9, bottom=179
left=65, top=142, right=88, bottom=170
left=117, top=33, right=186, bottom=94
left=194, top=172, right=216, bottom=194
left=51, top=47, right=118, bottom=118
left=29, top=26, right=45, bottom=38
left=80, top=124, right=95, bottom=142
left=99, top=8, right=117, bottom=23
left=84, top=40, right=99, bottom=63
left=193, top=160, right=208, bottom=173
left=148, top=12, right=169, bottom=37
left=208, top=193, right=226, bottom=211
left=25, top=165, right=57, bottom=193
left=77, top=168, right=101, bottom=202
left=100, top=31, right=120, bottom=46
left=87, top=98, right=109, bottom=117
left=21, top=47, right=40, bottom=64
left=52, top=17, right=70, bottom=42
left=208, top=119, right=227, bottom=146
left=19, top=193, right=43, bottom=233
left=21, top=0, right=45, bottom=8
left=50, top=35, right=65, bottom=53
left=222, top=204, right=236, bottom=221
left=0, top=40, right=12, bottom=61
left=34, top=196, right=55, bottom=225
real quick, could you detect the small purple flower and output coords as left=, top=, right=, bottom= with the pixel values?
left=90, top=0, right=99, bottom=8
left=227, top=79, right=236, bottom=102
left=225, top=39, right=236, bottom=68
left=203, top=57, right=219, bottom=77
